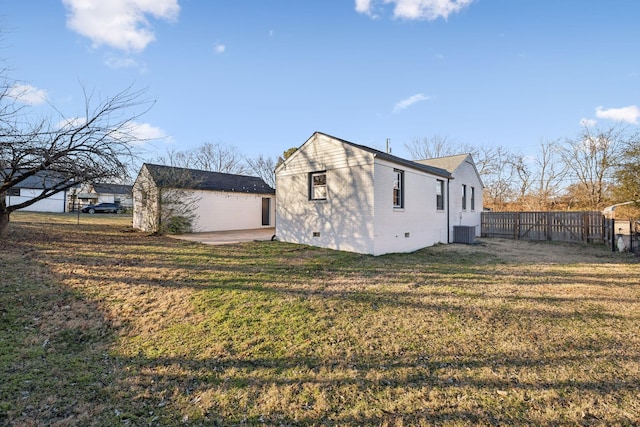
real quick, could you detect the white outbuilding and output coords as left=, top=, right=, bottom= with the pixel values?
left=133, top=163, right=275, bottom=234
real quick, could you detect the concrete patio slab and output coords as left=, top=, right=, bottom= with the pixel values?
left=169, top=227, right=276, bottom=245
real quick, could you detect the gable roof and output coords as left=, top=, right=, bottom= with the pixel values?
left=414, top=154, right=470, bottom=173
left=92, top=183, right=132, bottom=195
left=10, top=170, right=69, bottom=189
left=307, top=132, right=453, bottom=179
left=416, top=153, right=484, bottom=187
left=142, top=164, right=275, bottom=194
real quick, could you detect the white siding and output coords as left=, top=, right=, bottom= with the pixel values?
left=276, top=133, right=376, bottom=254
left=6, top=189, right=67, bottom=213
left=192, top=190, right=274, bottom=232
left=372, top=159, right=448, bottom=255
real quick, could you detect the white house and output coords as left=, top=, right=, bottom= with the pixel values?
left=73, top=183, right=133, bottom=211
left=5, top=171, right=68, bottom=213
left=275, top=132, right=483, bottom=255
left=416, top=153, right=484, bottom=242
left=133, top=163, right=275, bottom=233
left=78, top=182, right=133, bottom=208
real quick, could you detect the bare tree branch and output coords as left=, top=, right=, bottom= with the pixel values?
left=1, top=80, right=152, bottom=236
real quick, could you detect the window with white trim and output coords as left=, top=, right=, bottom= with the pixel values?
left=471, top=186, right=475, bottom=211
left=309, top=171, right=327, bottom=200
left=462, top=184, right=467, bottom=210
left=393, top=169, right=404, bottom=208
left=436, top=179, right=444, bottom=210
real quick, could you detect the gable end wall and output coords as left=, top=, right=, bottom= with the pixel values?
left=276, top=134, right=376, bottom=254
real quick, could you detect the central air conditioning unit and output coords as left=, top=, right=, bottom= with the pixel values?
left=453, top=225, right=476, bottom=244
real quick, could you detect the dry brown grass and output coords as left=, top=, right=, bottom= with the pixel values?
left=1, top=212, right=639, bottom=426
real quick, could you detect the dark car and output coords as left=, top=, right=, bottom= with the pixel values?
left=81, top=202, right=125, bottom=214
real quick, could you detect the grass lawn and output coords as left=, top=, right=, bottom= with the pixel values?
left=1, top=212, right=639, bottom=426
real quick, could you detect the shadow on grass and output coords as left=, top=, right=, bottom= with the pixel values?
left=2, top=215, right=639, bottom=425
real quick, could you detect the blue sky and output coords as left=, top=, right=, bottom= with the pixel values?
left=3, top=0, right=640, bottom=162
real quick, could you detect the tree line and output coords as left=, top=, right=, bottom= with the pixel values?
left=3, top=66, right=639, bottom=239
left=404, top=129, right=640, bottom=216
left=150, top=143, right=293, bottom=190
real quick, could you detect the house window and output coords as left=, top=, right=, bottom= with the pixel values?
left=471, top=186, right=475, bottom=211
left=393, top=169, right=404, bottom=208
left=7, top=188, right=20, bottom=197
left=309, top=171, right=327, bottom=200
left=462, top=184, right=467, bottom=210
left=436, top=179, right=444, bottom=210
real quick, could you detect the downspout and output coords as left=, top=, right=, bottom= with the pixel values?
left=447, top=178, right=451, bottom=244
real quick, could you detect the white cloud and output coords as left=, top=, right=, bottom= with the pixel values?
left=393, top=93, right=430, bottom=113
left=104, top=54, right=138, bottom=69
left=595, top=105, right=640, bottom=124
left=62, top=0, right=180, bottom=52
left=7, top=83, right=48, bottom=105
left=580, top=118, right=597, bottom=127
left=56, top=118, right=169, bottom=144
left=122, top=121, right=170, bottom=143
left=355, top=0, right=375, bottom=16
left=355, top=0, right=474, bottom=21
left=213, top=43, right=226, bottom=54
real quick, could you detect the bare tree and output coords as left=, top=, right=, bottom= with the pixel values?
left=0, top=80, right=151, bottom=236
left=246, top=154, right=276, bottom=188
left=191, top=142, right=248, bottom=174
left=512, top=154, right=532, bottom=208
left=479, top=146, right=521, bottom=211
left=529, top=139, right=568, bottom=210
left=154, top=141, right=248, bottom=175
left=611, top=132, right=640, bottom=217
left=560, top=125, right=626, bottom=210
left=404, top=135, right=474, bottom=159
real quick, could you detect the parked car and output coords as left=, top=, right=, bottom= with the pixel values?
left=81, top=202, right=125, bottom=214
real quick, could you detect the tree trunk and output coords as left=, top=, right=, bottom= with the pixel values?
left=0, top=193, right=9, bottom=238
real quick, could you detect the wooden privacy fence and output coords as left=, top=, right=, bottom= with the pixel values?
left=481, top=211, right=604, bottom=243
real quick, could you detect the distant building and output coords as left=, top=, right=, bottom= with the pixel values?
left=73, top=182, right=133, bottom=211
left=5, top=171, right=69, bottom=213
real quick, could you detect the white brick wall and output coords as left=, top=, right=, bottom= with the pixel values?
left=372, top=159, right=448, bottom=255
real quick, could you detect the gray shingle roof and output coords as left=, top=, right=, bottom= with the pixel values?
left=11, top=170, right=68, bottom=189
left=92, top=183, right=132, bottom=195
left=143, top=164, right=275, bottom=194
left=314, top=132, right=453, bottom=179
left=414, top=154, right=470, bottom=174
